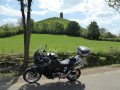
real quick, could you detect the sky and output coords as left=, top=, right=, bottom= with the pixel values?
left=0, top=0, right=120, bottom=35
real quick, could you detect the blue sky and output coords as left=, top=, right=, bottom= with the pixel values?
left=0, top=0, right=120, bottom=35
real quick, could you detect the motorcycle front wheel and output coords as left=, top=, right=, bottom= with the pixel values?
left=67, top=69, right=81, bottom=81
left=23, top=70, right=42, bottom=83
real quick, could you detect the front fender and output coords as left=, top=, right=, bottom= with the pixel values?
left=25, top=65, right=44, bottom=74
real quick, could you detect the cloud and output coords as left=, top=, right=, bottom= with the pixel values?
left=0, top=5, right=21, bottom=16
left=0, top=4, right=48, bottom=16
left=66, top=0, right=120, bottom=35
left=32, top=10, right=48, bottom=16
left=60, top=0, right=85, bottom=10
left=93, top=11, right=114, bottom=18
left=71, top=13, right=120, bottom=27
left=38, top=0, right=63, bottom=11
left=0, top=18, right=18, bottom=26
left=38, top=0, right=87, bottom=14
left=109, top=27, right=120, bottom=35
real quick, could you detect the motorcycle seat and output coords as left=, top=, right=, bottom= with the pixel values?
left=59, top=59, right=70, bottom=65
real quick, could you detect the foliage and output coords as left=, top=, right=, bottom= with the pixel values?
left=106, top=0, right=120, bottom=13
left=66, top=21, right=81, bottom=36
left=100, top=37, right=120, bottom=42
left=87, top=21, right=100, bottom=40
left=49, top=21, right=64, bottom=34
left=0, top=48, right=120, bottom=70
left=35, top=21, right=64, bottom=34
left=100, top=32, right=117, bottom=38
left=36, top=17, right=70, bottom=30
left=100, top=27, right=117, bottom=38
left=0, top=17, right=120, bottom=42
left=0, top=17, right=86, bottom=38
left=118, top=31, right=120, bottom=38
left=100, top=28, right=107, bottom=34
left=86, top=48, right=120, bottom=67
left=35, top=17, right=83, bottom=36
left=0, top=24, right=23, bottom=38
left=81, top=28, right=89, bottom=38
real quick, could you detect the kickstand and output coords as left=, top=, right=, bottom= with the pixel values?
left=57, top=78, right=60, bottom=87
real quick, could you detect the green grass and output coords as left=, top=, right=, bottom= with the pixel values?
left=0, top=34, right=120, bottom=55
left=36, top=17, right=70, bottom=29
left=36, top=17, right=86, bottom=31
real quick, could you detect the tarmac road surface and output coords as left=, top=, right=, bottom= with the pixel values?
left=0, top=65, right=120, bottom=90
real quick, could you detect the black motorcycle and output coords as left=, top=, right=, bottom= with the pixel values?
left=23, top=45, right=91, bottom=83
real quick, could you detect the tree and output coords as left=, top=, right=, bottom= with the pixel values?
left=106, top=32, right=117, bottom=38
left=100, top=28, right=107, bottom=34
left=17, top=18, right=35, bottom=32
left=118, top=31, right=120, bottom=38
left=87, top=21, right=100, bottom=40
left=66, top=21, right=80, bottom=36
left=81, top=29, right=89, bottom=38
left=106, top=0, right=120, bottom=13
left=41, top=23, right=48, bottom=33
left=17, top=18, right=23, bottom=27
left=18, top=0, right=33, bottom=69
left=30, top=19, right=35, bottom=32
left=54, top=22, right=64, bottom=34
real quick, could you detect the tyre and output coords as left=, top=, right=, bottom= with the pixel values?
left=67, top=69, right=81, bottom=81
left=23, top=70, right=42, bottom=83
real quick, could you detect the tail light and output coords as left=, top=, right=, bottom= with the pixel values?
left=88, top=53, right=92, bottom=56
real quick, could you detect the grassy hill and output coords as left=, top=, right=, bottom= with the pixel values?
left=36, top=17, right=70, bottom=29
left=0, top=17, right=87, bottom=38
left=35, top=17, right=86, bottom=34
left=0, top=34, right=120, bottom=55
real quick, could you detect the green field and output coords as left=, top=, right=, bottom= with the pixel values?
left=0, top=34, right=120, bottom=55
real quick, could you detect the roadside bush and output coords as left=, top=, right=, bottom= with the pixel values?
left=45, top=48, right=120, bottom=67
left=86, top=49, right=120, bottom=67
left=0, top=48, right=120, bottom=69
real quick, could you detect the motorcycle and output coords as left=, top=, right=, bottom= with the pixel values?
left=23, top=45, right=91, bottom=83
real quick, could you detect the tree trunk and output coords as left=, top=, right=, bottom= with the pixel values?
left=25, top=0, right=32, bottom=68
left=20, top=0, right=32, bottom=70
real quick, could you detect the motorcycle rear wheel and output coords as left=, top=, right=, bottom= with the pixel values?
left=23, top=70, right=42, bottom=83
left=67, top=69, right=81, bottom=81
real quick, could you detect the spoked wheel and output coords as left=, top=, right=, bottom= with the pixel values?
left=67, top=69, right=81, bottom=81
left=23, top=70, right=42, bottom=83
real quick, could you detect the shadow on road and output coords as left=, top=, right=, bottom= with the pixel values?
left=18, top=80, right=85, bottom=90
left=0, top=77, right=19, bottom=90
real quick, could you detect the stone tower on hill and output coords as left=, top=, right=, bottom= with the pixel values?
left=60, top=12, right=63, bottom=18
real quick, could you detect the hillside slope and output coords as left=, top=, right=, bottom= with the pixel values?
left=35, top=17, right=86, bottom=31
left=36, top=17, right=70, bottom=29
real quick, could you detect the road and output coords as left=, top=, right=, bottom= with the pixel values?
left=0, top=65, right=120, bottom=90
